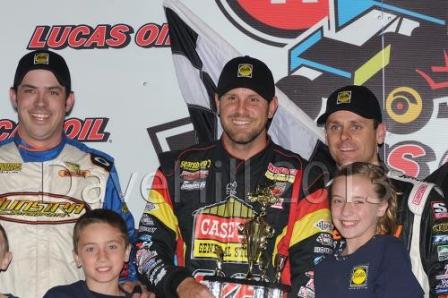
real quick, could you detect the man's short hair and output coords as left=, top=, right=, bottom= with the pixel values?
left=73, top=209, right=129, bottom=253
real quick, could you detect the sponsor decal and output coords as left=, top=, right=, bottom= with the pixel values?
left=314, top=220, right=333, bottom=232
left=58, top=162, right=90, bottom=177
left=298, top=271, right=315, bottom=298
left=314, top=246, right=332, bottom=254
left=218, top=282, right=256, bottom=298
left=121, top=203, right=130, bottom=214
left=180, top=160, right=212, bottom=171
left=226, top=181, right=237, bottom=197
left=270, top=196, right=284, bottom=210
left=192, top=197, right=255, bottom=263
left=313, top=255, right=325, bottom=265
left=316, top=233, right=333, bottom=247
left=180, top=170, right=209, bottom=181
left=150, top=267, right=167, bottom=286
left=436, top=278, right=448, bottom=294
left=144, top=202, right=156, bottom=213
left=0, top=119, right=18, bottom=141
left=436, top=265, right=448, bottom=280
left=28, top=23, right=170, bottom=50
left=264, top=163, right=297, bottom=183
left=181, top=180, right=206, bottom=191
left=179, top=161, right=210, bottom=191
left=0, top=163, right=22, bottom=173
left=412, top=184, right=428, bottom=206
left=432, top=202, right=448, bottom=219
left=237, top=63, right=253, bottom=78
left=0, top=192, right=89, bottom=224
left=141, top=213, right=155, bottom=226
left=438, top=245, right=448, bottom=261
left=33, top=52, right=50, bottom=65
left=350, top=265, right=368, bottom=289
left=271, top=181, right=287, bottom=205
left=433, top=235, right=448, bottom=246
left=336, top=91, right=351, bottom=104
left=140, top=226, right=157, bottom=234
left=434, top=223, right=448, bottom=233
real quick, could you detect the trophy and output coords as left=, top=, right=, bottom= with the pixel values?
left=204, top=184, right=290, bottom=297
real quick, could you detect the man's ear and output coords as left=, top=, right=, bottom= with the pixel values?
left=268, top=96, right=278, bottom=119
left=65, top=92, right=75, bottom=114
left=214, top=94, right=220, bottom=115
left=376, top=122, right=386, bottom=145
left=0, top=251, right=12, bottom=271
left=10, top=88, right=18, bottom=110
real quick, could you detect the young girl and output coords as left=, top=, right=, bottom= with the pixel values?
left=315, top=162, right=423, bottom=298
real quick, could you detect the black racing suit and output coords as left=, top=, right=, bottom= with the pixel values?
left=136, top=140, right=332, bottom=297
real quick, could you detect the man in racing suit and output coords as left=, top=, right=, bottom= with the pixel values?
left=136, top=56, right=332, bottom=298
left=316, top=84, right=448, bottom=298
left=0, top=50, right=136, bottom=298
left=426, top=163, right=448, bottom=198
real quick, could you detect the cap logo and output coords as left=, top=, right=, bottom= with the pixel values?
left=336, top=90, right=351, bottom=104
left=237, top=63, right=253, bottom=78
left=33, top=52, right=50, bottom=65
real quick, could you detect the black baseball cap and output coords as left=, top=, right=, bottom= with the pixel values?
left=13, top=50, right=71, bottom=93
left=317, top=85, right=382, bottom=125
left=216, top=56, right=275, bottom=102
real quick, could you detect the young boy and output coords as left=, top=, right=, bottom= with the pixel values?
left=44, top=209, right=132, bottom=297
left=0, top=224, right=15, bottom=298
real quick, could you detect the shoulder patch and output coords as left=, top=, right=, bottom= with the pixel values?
left=90, top=153, right=113, bottom=172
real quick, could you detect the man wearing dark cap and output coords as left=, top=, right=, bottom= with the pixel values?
left=0, top=50, right=138, bottom=298
left=317, top=85, right=448, bottom=298
left=136, top=56, right=332, bottom=298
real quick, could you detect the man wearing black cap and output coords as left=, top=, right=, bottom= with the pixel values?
left=136, top=56, right=332, bottom=298
left=0, top=50, right=138, bottom=298
left=317, top=85, right=448, bottom=298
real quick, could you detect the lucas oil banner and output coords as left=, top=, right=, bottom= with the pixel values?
left=0, top=0, right=446, bottom=222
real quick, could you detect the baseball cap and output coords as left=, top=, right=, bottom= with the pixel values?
left=216, top=56, right=275, bottom=101
left=13, top=50, right=71, bottom=93
left=316, top=85, right=382, bottom=125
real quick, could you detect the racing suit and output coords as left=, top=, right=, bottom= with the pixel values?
left=0, top=135, right=136, bottom=298
left=320, top=158, right=448, bottom=298
left=426, top=163, right=448, bottom=200
left=136, top=139, right=332, bottom=298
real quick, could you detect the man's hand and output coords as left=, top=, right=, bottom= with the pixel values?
left=120, top=281, right=155, bottom=298
left=177, top=277, right=214, bottom=298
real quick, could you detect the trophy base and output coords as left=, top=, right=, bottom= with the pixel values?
left=203, top=276, right=289, bottom=298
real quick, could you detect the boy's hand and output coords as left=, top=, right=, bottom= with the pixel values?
left=177, top=277, right=214, bottom=298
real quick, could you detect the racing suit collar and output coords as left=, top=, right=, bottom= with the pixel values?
left=14, top=133, right=67, bottom=162
left=216, top=137, right=275, bottom=175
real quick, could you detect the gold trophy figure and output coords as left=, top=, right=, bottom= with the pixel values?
left=239, top=184, right=278, bottom=280
left=238, top=207, right=275, bottom=279
left=214, top=245, right=225, bottom=278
